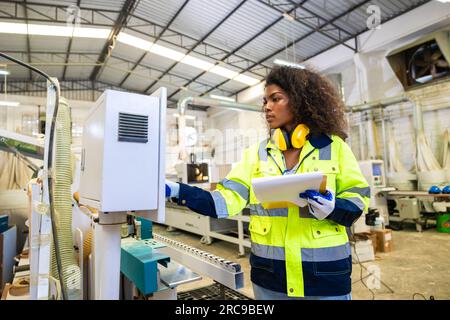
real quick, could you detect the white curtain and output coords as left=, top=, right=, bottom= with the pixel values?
left=443, top=129, right=450, bottom=170
left=0, top=151, right=33, bottom=190
left=387, top=123, right=410, bottom=173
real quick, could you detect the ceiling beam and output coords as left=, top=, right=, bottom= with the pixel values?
left=258, top=0, right=356, bottom=52
left=285, top=0, right=354, bottom=42
left=145, top=0, right=247, bottom=95
left=0, top=0, right=270, bottom=79
left=205, top=0, right=373, bottom=97
left=0, top=50, right=235, bottom=96
left=118, top=0, right=190, bottom=88
left=231, top=0, right=433, bottom=97
left=89, top=0, right=139, bottom=81
left=62, top=0, right=82, bottom=80
left=166, top=0, right=311, bottom=100
left=22, top=0, right=32, bottom=80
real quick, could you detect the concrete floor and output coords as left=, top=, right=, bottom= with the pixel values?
left=153, top=223, right=450, bottom=300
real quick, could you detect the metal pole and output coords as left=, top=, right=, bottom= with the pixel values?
left=346, top=95, right=409, bottom=113
left=380, top=107, right=388, bottom=181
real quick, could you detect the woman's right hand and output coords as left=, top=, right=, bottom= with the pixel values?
left=165, top=180, right=180, bottom=198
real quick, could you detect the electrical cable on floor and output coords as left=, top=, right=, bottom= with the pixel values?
left=413, top=293, right=435, bottom=300
left=351, top=240, right=395, bottom=300
left=351, top=246, right=375, bottom=300
left=412, top=293, right=427, bottom=300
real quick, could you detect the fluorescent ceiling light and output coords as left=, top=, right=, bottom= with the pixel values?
left=0, top=22, right=28, bottom=34
left=0, top=101, right=20, bottom=107
left=117, top=31, right=261, bottom=86
left=150, top=44, right=185, bottom=61
left=117, top=33, right=152, bottom=50
left=181, top=55, right=214, bottom=71
left=273, top=58, right=305, bottom=69
left=0, top=22, right=110, bottom=39
left=435, top=0, right=450, bottom=3
left=210, top=65, right=239, bottom=79
left=0, top=70, right=10, bottom=76
left=29, top=24, right=73, bottom=37
left=233, top=74, right=261, bottom=86
left=0, top=22, right=261, bottom=87
left=72, top=27, right=111, bottom=39
left=210, top=94, right=236, bottom=102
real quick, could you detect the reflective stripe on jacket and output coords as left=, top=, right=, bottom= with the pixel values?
left=211, top=134, right=370, bottom=297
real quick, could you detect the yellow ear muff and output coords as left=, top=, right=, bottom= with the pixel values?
left=272, top=128, right=288, bottom=151
left=291, top=124, right=310, bottom=149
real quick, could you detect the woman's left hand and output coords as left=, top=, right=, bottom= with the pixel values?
left=299, top=189, right=335, bottom=220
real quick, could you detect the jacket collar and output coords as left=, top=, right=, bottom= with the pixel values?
left=308, top=133, right=333, bottom=149
left=266, top=133, right=332, bottom=150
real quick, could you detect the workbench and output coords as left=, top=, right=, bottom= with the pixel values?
left=387, top=191, right=449, bottom=232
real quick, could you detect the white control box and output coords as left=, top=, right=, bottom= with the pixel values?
left=79, top=89, right=166, bottom=223
left=359, top=160, right=385, bottom=188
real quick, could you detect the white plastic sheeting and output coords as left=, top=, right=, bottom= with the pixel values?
left=387, top=123, right=410, bottom=173
left=0, top=151, right=33, bottom=190
left=443, top=129, right=450, bottom=170
left=366, top=117, right=381, bottom=160
left=416, top=132, right=442, bottom=172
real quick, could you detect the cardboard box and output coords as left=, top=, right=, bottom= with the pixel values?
left=374, top=229, right=393, bottom=253
left=354, top=232, right=377, bottom=253
left=351, top=240, right=375, bottom=263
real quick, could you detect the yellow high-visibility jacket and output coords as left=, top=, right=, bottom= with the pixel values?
left=177, top=134, right=370, bottom=297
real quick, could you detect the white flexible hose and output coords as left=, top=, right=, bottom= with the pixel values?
left=416, top=131, right=442, bottom=172
left=387, top=123, right=409, bottom=173
left=366, top=117, right=380, bottom=159
left=50, top=98, right=81, bottom=300
left=443, top=129, right=450, bottom=169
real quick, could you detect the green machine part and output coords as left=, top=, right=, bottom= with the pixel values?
left=436, top=213, right=450, bottom=233
left=120, top=238, right=170, bottom=296
left=135, top=216, right=153, bottom=240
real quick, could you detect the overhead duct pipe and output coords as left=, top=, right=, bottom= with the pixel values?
left=345, top=95, right=410, bottom=113
left=176, top=96, right=261, bottom=161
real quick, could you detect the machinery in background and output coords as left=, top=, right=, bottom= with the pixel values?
left=188, top=163, right=209, bottom=184
left=387, top=190, right=450, bottom=232
left=175, top=162, right=210, bottom=185
left=353, top=160, right=394, bottom=234
left=175, top=162, right=232, bottom=186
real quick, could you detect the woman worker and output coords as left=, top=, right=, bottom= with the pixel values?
left=166, top=66, right=370, bottom=300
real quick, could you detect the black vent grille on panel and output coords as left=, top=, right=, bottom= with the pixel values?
left=118, top=112, right=148, bottom=143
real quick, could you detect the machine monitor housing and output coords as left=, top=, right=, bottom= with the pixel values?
left=359, top=160, right=385, bottom=188
left=79, top=89, right=167, bottom=223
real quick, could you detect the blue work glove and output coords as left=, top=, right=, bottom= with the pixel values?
left=299, top=189, right=335, bottom=220
left=165, top=180, right=180, bottom=198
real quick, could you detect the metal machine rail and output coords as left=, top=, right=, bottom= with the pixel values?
left=153, top=233, right=244, bottom=290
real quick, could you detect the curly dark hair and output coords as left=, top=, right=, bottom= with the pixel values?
left=265, top=66, right=348, bottom=140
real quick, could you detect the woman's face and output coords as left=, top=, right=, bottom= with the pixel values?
left=263, top=84, right=295, bottom=130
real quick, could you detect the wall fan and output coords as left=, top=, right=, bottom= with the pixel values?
left=408, top=42, right=450, bottom=84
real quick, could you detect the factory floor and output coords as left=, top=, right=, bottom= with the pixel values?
left=152, top=223, right=450, bottom=300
